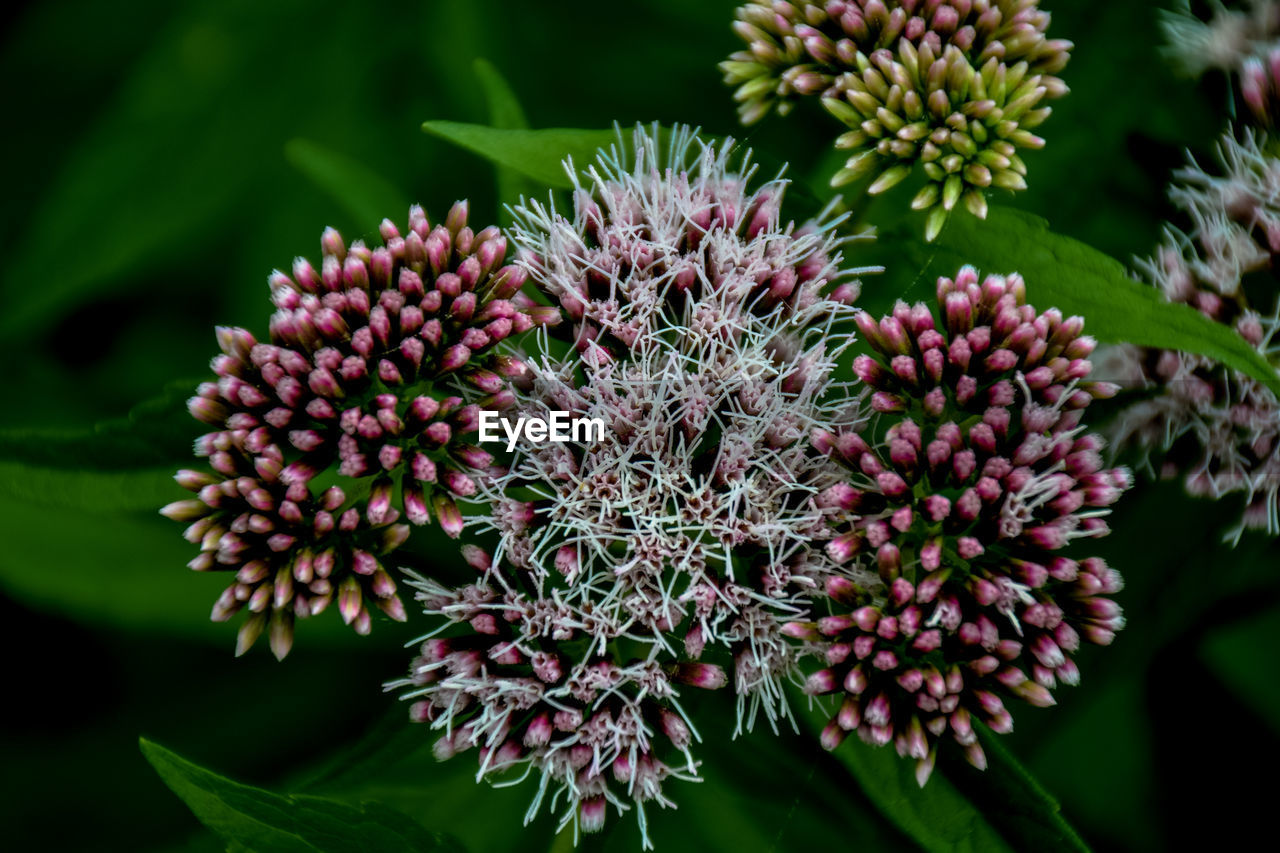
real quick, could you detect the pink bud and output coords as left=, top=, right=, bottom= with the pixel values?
left=433, top=495, right=463, bottom=538
left=674, top=662, right=727, bottom=689
left=338, top=576, right=362, bottom=625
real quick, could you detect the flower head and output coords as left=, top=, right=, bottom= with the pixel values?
left=162, top=204, right=557, bottom=657
left=796, top=266, right=1127, bottom=782
left=1113, top=129, right=1280, bottom=540
left=391, top=125, right=876, bottom=844
left=722, top=1, right=1072, bottom=239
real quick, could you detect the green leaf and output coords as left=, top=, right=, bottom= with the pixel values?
left=813, top=719, right=1012, bottom=852
left=140, top=738, right=462, bottom=853
left=1022, top=678, right=1155, bottom=853
left=0, top=387, right=215, bottom=634
left=0, top=381, right=199, bottom=471
left=0, top=460, right=179, bottom=513
left=421, top=122, right=617, bottom=190
left=800, top=695, right=1088, bottom=853
left=0, top=453, right=438, bottom=643
left=284, top=139, right=411, bottom=232
left=472, top=59, right=528, bottom=134
left=862, top=205, right=1280, bottom=397
left=0, top=383, right=197, bottom=524
left=939, top=725, right=1091, bottom=853
left=471, top=59, right=537, bottom=220
left=0, top=386, right=423, bottom=644
left=0, top=464, right=377, bottom=643
left=0, top=448, right=222, bottom=638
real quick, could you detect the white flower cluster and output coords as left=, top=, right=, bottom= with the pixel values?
left=391, top=125, right=877, bottom=844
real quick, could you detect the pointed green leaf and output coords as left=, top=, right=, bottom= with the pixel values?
left=0, top=474, right=220, bottom=636
left=0, top=460, right=404, bottom=644
left=140, top=738, right=463, bottom=853
left=285, top=139, right=411, bottom=231
left=421, top=122, right=617, bottom=189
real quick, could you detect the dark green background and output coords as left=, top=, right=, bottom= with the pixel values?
left=2, top=1, right=1274, bottom=850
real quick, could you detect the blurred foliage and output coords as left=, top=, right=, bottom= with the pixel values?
left=1, top=0, right=1276, bottom=851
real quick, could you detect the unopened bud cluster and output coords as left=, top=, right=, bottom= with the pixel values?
left=796, top=266, right=1127, bottom=782
left=163, top=204, right=557, bottom=657
left=722, top=1, right=1072, bottom=239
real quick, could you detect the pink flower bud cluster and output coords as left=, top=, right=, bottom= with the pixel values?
left=797, top=267, right=1128, bottom=783
left=394, top=126, right=876, bottom=843
left=163, top=204, right=557, bottom=657
left=1113, top=129, right=1280, bottom=540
